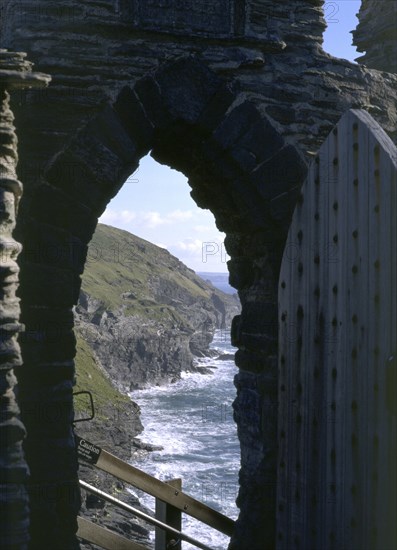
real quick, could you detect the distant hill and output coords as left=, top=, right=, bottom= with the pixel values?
left=197, top=272, right=237, bottom=295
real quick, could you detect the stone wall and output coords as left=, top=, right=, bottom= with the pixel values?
left=0, top=1, right=396, bottom=549
left=0, top=50, right=49, bottom=548
left=353, top=0, right=397, bottom=73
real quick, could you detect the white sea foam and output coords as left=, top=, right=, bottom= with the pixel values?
left=129, top=330, right=239, bottom=549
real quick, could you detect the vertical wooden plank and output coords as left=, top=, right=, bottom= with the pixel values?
left=344, top=111, right=369, bottom=550
left=77, top=517, right=148, bottom=550
left=387, top=143, right=397, bottom=550
left=277, top=151, right=308, bottom=549
left=368, top=122, right=397, bottom=550
left=302, top=143, right=321, bottom=550
left=324, top=124, right=343, bottom=549
left=358, top=113, right=376, bottom=548
left=314, top=120, right=333, bottom=550
left=325, top=117, right=341, bottom=550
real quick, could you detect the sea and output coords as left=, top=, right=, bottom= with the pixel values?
left=196, top=272, right=235, bottom=296
left=129, top=329, right=240, bottom=550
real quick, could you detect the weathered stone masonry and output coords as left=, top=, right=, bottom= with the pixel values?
left=0, top=50, right=49, bottom=548
left=353, top=0, right=397, bottom=73
left=0, top=1, right=396, bottom=549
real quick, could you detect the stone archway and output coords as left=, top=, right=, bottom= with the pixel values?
left=15, top=55, right=307, bottom=549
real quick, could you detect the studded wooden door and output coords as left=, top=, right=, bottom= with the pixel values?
left=277, top=109, right=397, bottom=550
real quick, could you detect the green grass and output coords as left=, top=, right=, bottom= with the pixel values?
left=74, top=334, right=130, bottom=419
left=74, top=223, right=238, bottom=416
left=81, top=223, right=220, bottom=319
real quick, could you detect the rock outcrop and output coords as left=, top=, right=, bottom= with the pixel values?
left=74, top=223, right=240, bottom=390
left=353, top=0, right=397, bottom=73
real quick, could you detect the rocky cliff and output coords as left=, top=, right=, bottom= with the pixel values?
left=72, top=222, right=239, bottom=547
left=74, top=223, right=240, bottom=391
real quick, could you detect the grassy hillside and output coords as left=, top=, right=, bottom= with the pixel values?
left=74, top=223, right=239, bottom=400
left=80, top=223, right=236, bottom=322
left=74, top=334, right=131, bottom=419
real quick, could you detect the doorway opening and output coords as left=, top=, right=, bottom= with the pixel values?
left=75, top=154, right=240, bottom=549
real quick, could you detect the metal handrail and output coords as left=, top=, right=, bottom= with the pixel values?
left=76, top=436, right=235, bottom=537
left=79, top=480, right=215, bottom=550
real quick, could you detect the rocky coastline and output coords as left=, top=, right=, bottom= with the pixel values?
left=73, top=223, right=240, bottom=547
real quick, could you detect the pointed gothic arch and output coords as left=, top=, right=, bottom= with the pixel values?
left=15, top=55, right=307, bottom=549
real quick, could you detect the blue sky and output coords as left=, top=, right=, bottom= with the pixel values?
left=100, top=1, right=362, bottom=273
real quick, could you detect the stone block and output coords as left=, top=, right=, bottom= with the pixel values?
left=240, top=301, right=278, bottom=334
left=154, top=56, right=223, bottom=125
left=188, top=173, right=241, bottom=221
left=68, top=131, right=131, bottom=191
left=113, top=86, right=154, bottom=154
left=20, top=220, right=87, bottom=274
left=269, top=186, right=301, bottom=225
left=196, top=81, right=237, bottom=135
left=21, top=306, right=74, bottom=334
left=209, top=101, right=262, bottom=153
left=193, top=171, right=274, bottom=240
left=134, top=76, right=173, bottom=131
left=250, top=144, right=307, bottom=201
left=83, top=104, right=139, bottom=165
left=228, top=258, right=255, bottom=290
left=150, top=122, right=200, bottom=175
left=266, top=104, right=296, bottom=124
left=231, top=314, right=242, bottom=347
left=235, top=349, right=268, bottom=373
left=236, top=300, right=278, bottom=353
left=238, top=332, right=278, bottom=354
left=19, top=263, right=81, bottom=308
left=45, top=147, right=131, bottom=213
left=28, top=185, right=98, bottom=242
left=214, top=181, right=271, bottom=233
left=210, top=210, right=243, bottom=233
left=229, top=117, right=285, bottom=172
left=198, top=149, right=244, bottom=182
left=17, top=355, right=76, bottom=385
left=0, top=299, right=20, bottom=324
left=131, top=0, right=235, bottom=37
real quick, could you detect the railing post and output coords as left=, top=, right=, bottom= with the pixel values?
left=155, top=478, right=182, bottom=550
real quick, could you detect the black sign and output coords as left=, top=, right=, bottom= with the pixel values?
left=76, top=436, right=102, bottom=465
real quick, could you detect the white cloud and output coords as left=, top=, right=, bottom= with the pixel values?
left=142, top=211, right=167, bottom=228
left=172, top=239, right=203, bottom=253
left=167, top=209, right=194, bottom=222
left=100, top=208, right=196, bottom=230
left=120, top=210, right=136, bottom=223
left=99, top=209, right=136, bottom=224
left=193, top=224, right=211, bottom=233
left=168, top=237, right=230, bottom=272
left=138, top=209, right=197, bottom=228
